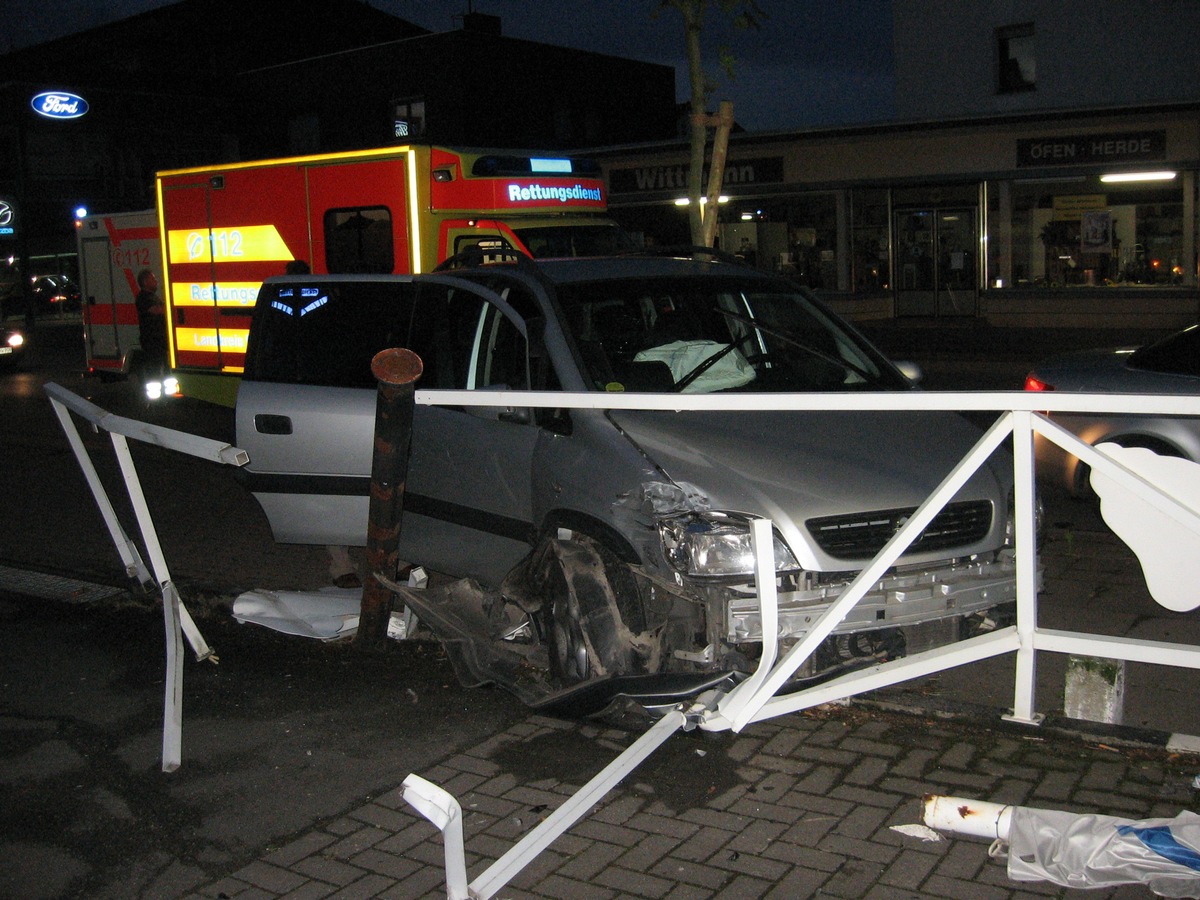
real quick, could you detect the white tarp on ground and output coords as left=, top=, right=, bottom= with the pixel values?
left=232, top=586, right=416, bottom=641
left=1007, top=808, right=1200, bottom=898
left=232, top=588, right=362, bottom=640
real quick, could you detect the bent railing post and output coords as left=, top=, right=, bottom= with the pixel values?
left=45, top=382, right=248, bottom=771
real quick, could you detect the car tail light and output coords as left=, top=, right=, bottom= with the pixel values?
left=1023, top=374, right=1054, bottom=392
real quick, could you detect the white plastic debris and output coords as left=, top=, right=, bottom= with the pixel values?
left=1007, top=808, right=1200, bottom=897
left=233, top=568, right=427, bottom=641
left=891, top=823, right=944, bottom=843
left=924, top=795, right=1200, bottom=897
left=232, top=588, right=361, bottom=640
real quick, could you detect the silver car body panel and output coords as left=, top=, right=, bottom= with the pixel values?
left=1028, top=340, right=1200, bottom=494
left=608, top=408, right=1007, bottom=571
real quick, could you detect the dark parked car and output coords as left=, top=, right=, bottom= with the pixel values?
left=1025, top=324, right=1200, bottom=495
left=236, top=251, right=1020, bottom=711
left=31, top=275, right=81, bottom=314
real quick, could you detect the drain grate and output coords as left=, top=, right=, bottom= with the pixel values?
left=0, top=565, right=130, bottom=604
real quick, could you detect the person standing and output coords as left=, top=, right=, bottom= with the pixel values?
left=134, top=269, right=168, bottom=378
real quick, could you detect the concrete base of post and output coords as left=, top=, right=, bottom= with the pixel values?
left=1064, top=655, right=1125, bottom=725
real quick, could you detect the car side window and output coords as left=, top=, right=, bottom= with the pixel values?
left=246, top=280, right=417, bottom=387
left=408, top=286, right=528, bottom=391
left=472, top=304, right=528, bottom=389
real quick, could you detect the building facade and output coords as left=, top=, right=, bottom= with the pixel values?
left=596, top=0, right=1200, bottom=327
left=598, top=105, right=1199, bottom=327
left=0, top=0, right=676, bottom=303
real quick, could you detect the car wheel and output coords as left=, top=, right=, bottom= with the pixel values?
left=1079, top=436, right=1187, bottom=498
left=539, top=534, right=646, bottom=687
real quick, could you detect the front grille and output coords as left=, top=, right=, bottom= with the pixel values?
left=806, top=500, right=993, bottom=561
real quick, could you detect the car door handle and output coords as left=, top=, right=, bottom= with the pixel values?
left=254, top=414, right=292, bottom=435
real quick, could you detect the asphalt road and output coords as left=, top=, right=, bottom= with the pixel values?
left=0, top=320, right=531, bottom=899
left=0, top=314, right=1192, bottom=898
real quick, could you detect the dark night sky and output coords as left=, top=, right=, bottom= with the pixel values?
left=5, top=0, right=897, bottom=132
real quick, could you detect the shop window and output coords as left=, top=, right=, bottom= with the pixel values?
left=784, top=195, right=838, bottom=288
left=851, top=190, right=890, bottom=291
left=997, top=24, right=1036, bottom=93
left=323, top=206, right=394, bottom=274
left=993, top=177, right=1185, bottom=288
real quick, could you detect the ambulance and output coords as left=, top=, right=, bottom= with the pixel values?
left=77, top=209, right=168, bottom=389
left=155, top=144, right=629, bottom=405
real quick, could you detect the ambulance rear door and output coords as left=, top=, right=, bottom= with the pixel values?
left=159, top=165, right=308, bottom=380
left=78, top=211, right=158, bottom=376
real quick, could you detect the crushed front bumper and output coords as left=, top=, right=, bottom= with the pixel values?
left=726, top=553, right=1023, bottom=642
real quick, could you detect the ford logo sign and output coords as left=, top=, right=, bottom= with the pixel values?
left=31, top=91, right=88, bottom=120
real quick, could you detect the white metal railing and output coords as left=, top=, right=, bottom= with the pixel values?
left=400, top=386, right=1200, bottom=899
left=45, top=380, right=1200, bottom=894
left=45, top=382, right=248, bottom=772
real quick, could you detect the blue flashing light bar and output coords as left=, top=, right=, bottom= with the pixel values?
left=530, top=158, right=573, bottom=174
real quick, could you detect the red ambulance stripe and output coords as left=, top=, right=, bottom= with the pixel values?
left=103, top=218, right=160, bottom=246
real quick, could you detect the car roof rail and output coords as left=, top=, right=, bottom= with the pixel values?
left=620, top=244, right=745, bottom=266
left=433, top=245, right=540, bottom=274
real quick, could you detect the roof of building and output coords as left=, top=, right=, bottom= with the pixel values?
left=0, top=0, right=429, bottom=91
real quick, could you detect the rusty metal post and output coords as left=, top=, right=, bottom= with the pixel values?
left=355, top=347, right=423, bottom=652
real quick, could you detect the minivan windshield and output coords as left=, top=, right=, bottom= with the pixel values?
left=557, top=276, right=910, bottom=393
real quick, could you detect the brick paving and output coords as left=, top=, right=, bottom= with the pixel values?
left=185, top=703, right=1200, bottom=899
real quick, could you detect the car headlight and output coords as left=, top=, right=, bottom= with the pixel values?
left=659, top=511, right=800, bottom=577
left=6, top=332, right=23, bottom=349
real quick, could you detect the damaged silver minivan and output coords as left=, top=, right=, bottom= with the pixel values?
left=236, top=252, right=1019, bottom=712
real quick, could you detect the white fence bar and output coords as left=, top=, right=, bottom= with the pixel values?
left=1010, top=409, right=1042, bottom=724
left=45, top=382, right=249, bottom=465
left=464, top=709, right=687, bottom=900
left=401, top=775, right=469, bottom=900
left=47, top=386, right=156, bottom=589
left=1035, top=630, right=1200, bottom=669
left=723, top=627, right=1021, bottom=726
left=45, top=383, right=248, bottom=771
left=415, top=387, right=1200, bottom=416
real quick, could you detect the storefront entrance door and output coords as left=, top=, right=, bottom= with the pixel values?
left=894, top=208, right=978, bottom=317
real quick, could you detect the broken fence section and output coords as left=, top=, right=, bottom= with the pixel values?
left=399, top=386, right=1200, bottom=897
left=44, top=381, right=1200, bottom=894
left=45, top=382, right=246, bottom=772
